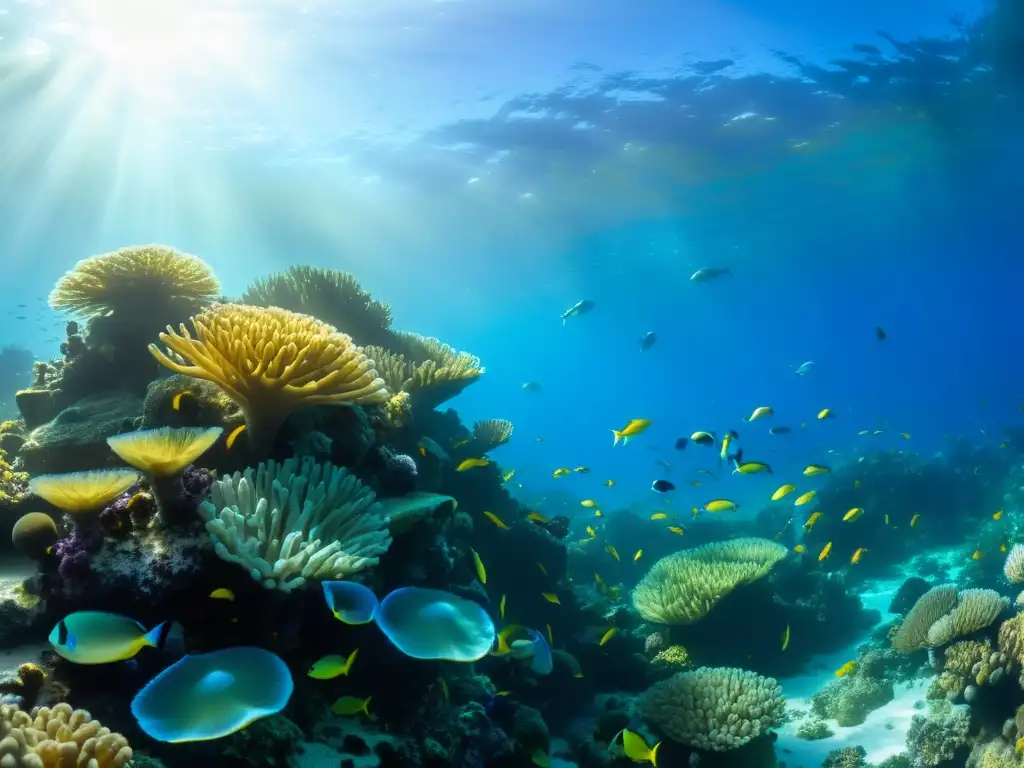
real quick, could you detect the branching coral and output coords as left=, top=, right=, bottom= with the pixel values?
left=241, top=265, right=394, bottom=347
left=48, top=244, right=219, bottom=319
left=631, top=538, right=787, bottom=624
left=891, top=585, right=958, bottom=653
left=0, top=702, right=132, bottom=767
left=639, top=666, right=785, bottom=751
left=149, top=304, right=389, bottom=452
left=472, top=420, right=514, bottom=451
left=905, top=701, right=970, bottom=767
left=198, top=456, right=392, bottom=592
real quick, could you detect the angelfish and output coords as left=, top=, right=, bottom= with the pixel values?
left=560, top=300, right=595, bottom=325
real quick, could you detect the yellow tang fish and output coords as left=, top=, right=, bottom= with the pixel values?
left=599, top=627, right=617, bottom=646
left=483, top=511, right=509, bottom=530
left=552, top=468, right=570, bottom=478
left=633, top=549, right=643, bottom=562
left=794, top=544, right=806, bottom=553
left=910, top=514, right=921, bottom=528
left=585, top=526, right=597, bottom=538
left=851, top=548, right=867, bottom=564
left=594, top=510, right=603, bottom=518
left=781, top=624, right=790, bottom=651
left=604, top=479, right=615, bottom=487
left=994, top=509, right=1004, bottom=521
left=843, top=508, right=864, bottom=522
left=668, top=526, right=685, bottom=535
left=834, top=661, right=857, bottom=678
left=803, top=511, right=823, bottom=531
left=527, top=512, right=549, bottom=524
left=972, top=550, right=984, bottom=560
left=537, top=563, right=548, bottom=576
left=818, top=408, right=833, bottom=420
left=331, top=695, right=372, bottom=716
left=650, top=512, right=668, bottom=521
left=457, top=458, right=490, bottom=472
left=225, top=424, right=247, bottom=450
left=621, top=729, right=660, bottom=766
left=171, top=391, right=193, bottom=411
left=499, top=594, right=506, bottom=619
left=581, top=500, right=596, bottom=508
left=541, top=593, right=560, bottom=605
left=734, top=461, right=772, bottom=475
left=818, top=541, right=832, bottom=561
left=771, top=484, right=796, bottom=501
left=209, top=588, right=234, bottom=601
left=502, top=470, right=516, bottom=483
left=744, top=406, right=774, bottom=422
left=803, top=464, right=830, bottom=477
left=611, top=418, right=652, bottom=447
left=795, top=490, right=817, bottom=506
left=606, top=545, right=620, bottom=561
left=702, top=499, right=739, bottom=513
left=472, top=550, right=487, bottom=584
left=308, top=649, right=359, bottom=680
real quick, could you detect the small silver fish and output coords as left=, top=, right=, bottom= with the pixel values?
left=561, top=300, right=595, bottom=325
left=794, top=360, right=816, bottom=376
left=689, top=267, right=732, bottom=282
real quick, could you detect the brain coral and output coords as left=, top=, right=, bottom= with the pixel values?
left=639, top=666, right=785, bottom=751
left=632, top=538, right=788, bottom=624
left=0, top=701, right=132, bottom=767
left=891, top=584, right=958, bottom=653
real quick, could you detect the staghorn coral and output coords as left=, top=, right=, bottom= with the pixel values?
left=240, top=265, right=394, bottom=347
left=927, top=589, right=1009, bottom=647
left=199, top=456, right=392, bottom=592
left=48, top=244, right=219, bottom=319
left=0, top=701, right=132, bottom=767
left=1006, top=545, right=1024, bottom=584
left=892, top=584, right=958, bottom=653
left=906, top=700, right=970, bottom=768
left=631, top=538, right=787, bottom=624
left=639, top=666, right=785, bottom=751
left=149, top=304, right=389, bottom=452
left=472, top=420, right=514, bottom=451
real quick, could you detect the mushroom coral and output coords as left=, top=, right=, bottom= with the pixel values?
left=148, top=304, right=389, bottom=453
left=48, top=244, right=219, bottom=319
left=28, top=469, right=140, bottom=515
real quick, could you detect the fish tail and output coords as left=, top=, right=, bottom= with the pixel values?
left=611, top=430, right=622, bottom=447
left=143, top=621, right=174, bottom=650
left=362, top=696, right=372, bottom=716
left=651, top=741, right=661, bottom=767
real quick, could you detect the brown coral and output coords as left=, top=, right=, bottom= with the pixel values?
left=0, top=702, right=132, bottom=767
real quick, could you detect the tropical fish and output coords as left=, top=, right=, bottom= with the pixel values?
left=972, top=550, right=984, bottom=560
left=541, top=593, right=561, bottom=605
left=633, top=549, right=643, bottom=562
left=621, top=729, right=661, bottom=765
left=720, top=432, right=733, bottom=463
left=594, top=509, right=604, bottom=518
left=599, top=627, right=617, bottom=646
left=843, top=508, right=864, bottom=522
left=581, top=500, right=597, bottom=508
left=308, top=650, right=359, bottom=680
left=209, top=588, right=234, bottom=601
left=994, top=510, right=1004, bottom=520
left=331, top=696, right=372, bottom=716
left=769, top=426, right=791, bottom=435
left=171, top=391, right=193, bottom=411
left=604, top=479, right=615, bottom=487
left=690, top=431, right=716, bottom=447
left=552, top=468, right=570, bottom=478
left=851, top=548, right=867, bottom=564
left=650, top=512, right=668, bottom=521
left=733, top=460, right=772, bottom=475
left=527, top=512, right=549, bottom=524
left=817, top=409, right=833, bottom=420
left=457, top=458, right=490, bottom=471
left=585, top=526, right=597, bottom=537
left=781, top=625, right=790, bottom=651
left=835, top=661, right=857, bottom=678
left=452, top=437, right=472, bottom=449
left=854, top=480, right=862, bottom=489
left=537, top=563, right=548, bottom=576
left=561, top=299, right=595, bottom=324
left=744, top=406, right=774, bottom=422
left=225, top=424, right=247, bottom=450
left=803, top=464, right=830, bottom=476
left=49, top=612, right=172, bottom=665
left=612, top=419, right=652, bottom=447
left=651, top=480, right=675, bottom=492
left=472, top=550, right=487, bottom=584
left=794, top=490, right=817, bottom=506
left=574, top=466, right=591, bottom=474
left=702, top=499, right=739, bottom=513
left=667, top=526, right=685, bottom=535
left=502, top=470, right=516, bottom=483
left=794, top=361, right=816, bottom=376
left=818, top=542, right=832, bottom=561
left=418, top=436, right=449, bottom=461
left=803, top=511, right=823, bottom=531
left=483, top=511, right=509, bottom=530
left=689, top=266, right=731, bottom=282
left=772, top=484, right=796, bottom=501
left=794, top=544, right=806, bottom=553
left=500, top=595, right=507, bottom=619
left=606, top=545, right=620, bottom=561
left=522, top=382, right=543, bottom=393
left=910, top=514, right=921, bottom=528
left=639, top=332, right=657, bottom=351
left=900, top=432, right=911, bottom=439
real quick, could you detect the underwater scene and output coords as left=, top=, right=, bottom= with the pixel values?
left=1, top=0, right=1024, bottom=767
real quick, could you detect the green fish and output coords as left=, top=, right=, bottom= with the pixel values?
left=307, top=650, right=358, bottom=680
left=331, top=695, right=371, bottom=716
left=49, top=611, right=170, bottom=665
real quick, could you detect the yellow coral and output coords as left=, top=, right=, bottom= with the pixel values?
left=106, top=426, right=222, bottom=477
left=28, top=470, right=139, bottom=514
left=360, top=338, right=484, bottom=411
left=0, top=702, right=132, bottom=767
left=999, top=614, right=1024, bottom=664
left=631, top=538, right=788, bottom=624
left=651, top=645, right=693, bottom=670
left=891, top=584, right=958, bottom=653
left=927, top=589, right=1009, bottom=647
left=48, top=244, right=220, bottom=318
left=943, top=639, right=990, bottom=677
left=149, top=304, right=388, bottom=452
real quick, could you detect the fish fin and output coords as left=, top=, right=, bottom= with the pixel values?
left=651, top=741, right=661, bottom=767
left=142, top=621, right=172, bottom=650
left=611, top=430, right=622, bottom=447
left=732, top=448, right=744, bottom=464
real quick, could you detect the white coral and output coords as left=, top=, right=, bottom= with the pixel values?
left=1005, top=544, right=1024, bottom=584
left=198, top=457, right=392, bottom=592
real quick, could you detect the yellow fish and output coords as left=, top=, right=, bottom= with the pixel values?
left=781, top=624, right=790, bottom=651
left=527, top=512, right=549, bottom=524
left=691, top=431, right=716, bottom=446
left=594, top=573, right=606, bottom=592
left=208, top=588, right=234, bottom=601
left=650, top=512, right=668, bottom=521
left=835, top=661, right=857, bottom=678
left=803, top=464, right=830, bottom=477
left=818, top=541, right=832, bottom=561
left=452, top=437, right=472, bottom=448
left=308, top=649, right=359, bottom=680
left=331, top=695, right=372, bottom=716
left=843, top=508, right=864, bottom=522
left=818, top=408, right=833, bottom=420
left=702, top=499, right=739, bottom=513
left=585, top=526, right=597, bottom=537
left=552, top=468, right=570, bottom=478
left=621, top=729, right=660, bottom=766
left=734, top=461, right=772, bottom=475
left=1002, top=543, right=1009, bottom=553
left=794, top=544, right=806, bottom=553
left=910, top=514, right=921, bottom=528
left=225, top=424, right=247, bottom=450
left=537, top=563, right=548, bottom=576
left=594, top=510, right=603, bottom=518
left=795, top=490, right=817, bottom=506
left=457, top=458, right=490, bottom=471
left=851, top=548, right=867, bottom=564
left=804, top=511, right=824, bottom=531
left=994, top=509, right=1004, bottom=521
left=885, top=514, right=891, bottom=526
left=502, top=470, right=516, bottom=483
left=472, top=550, right=487, bottom=584
left=972, top=550, right=984, bottom=560
left=581, top=500, right=597, bottom=508
left=483, top=511, right=509, bottom=530
left=604, top=479, right=615, bottom=487
left=606, top=545, right=620, bottom=561
left=599, top=627, right=617, bottom=646
left=633, top=549, right=643, bottom=562
left=667, top=526, right=685, bottom=535
left=744, top=406, right=774, bottom=422
left=720, top=432, right=733, bottom=463
left=541, top=593, right=560, bottom=605
left=771, top=484, right=796, bottom=501
left=171, top=391, right=193, bottom=411
left=499, top=594, right=506, bottom=619
left=900, top=432, right=911, bottom=439
left=611, top=418, right=652, bottom=446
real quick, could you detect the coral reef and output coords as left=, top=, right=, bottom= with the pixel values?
left=0, top=702, right=132, bottom=767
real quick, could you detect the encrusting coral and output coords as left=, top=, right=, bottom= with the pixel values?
left=631, top=538, right=788, bottom=624
left=198, top=456, right=392, bottom=592
left=639, top=666, right=785, bottom=751
left=149, top=304, right=389, bottom=453
left=0, top=701, right=132, bottom=767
